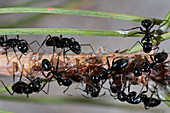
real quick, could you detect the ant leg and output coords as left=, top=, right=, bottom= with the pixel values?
left=19, top=64, right=24, bottom=81
left=12, top=48, right=19, bottom=60
left=145, top=71, right=151, bottom=79
left=29, top=40, right=46, bottom=52
left=0, top=80, right=14, bottom=95
left=103, top=87, right=117, bottom=97
left=153, top=46, right=159, bottom=53
left=82, top=94, right=90, bottom=98
left=41, top=71, right=50, bottom=78
left=98, top=65, right=107, bottom=71
left=12, top=64, right=16, bottom=84
left=80, top=44, right=96, bottom=55
left=149, top=19, right=156, bottom=30
left=121, top=26, right=141, bottom=31
left=149, top=55, right=155, bottom=63
left=151, top=35, right=159, bottom=43
left=144, top=57, right=150, bottom=64
left=51, top=46, right=56, bottom=66
left=37, top=35, right=52, bottom=53
left=150, top=30, right=156, bottom=34
left=63, top=86, right=72, bottom=96
left=41, top=78, right=52, bottom=94
left=106, top=56, right=111, bottom=68
left=129, top=41, right=143, bottom=51
left=5, top=48, right=10, bottom=63
left=124, top=31, right=145, bottom=38
left=99, top=92, right=106, bottom=97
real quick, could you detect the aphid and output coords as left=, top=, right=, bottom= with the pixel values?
left=122, top=19, right=158, bottom=53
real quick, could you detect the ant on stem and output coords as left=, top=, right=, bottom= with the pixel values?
left=122, top=19, right=159, bottom=53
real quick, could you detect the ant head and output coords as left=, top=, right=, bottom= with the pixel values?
left=90, top=75, right=100, bottom=84
left=133, top=67, right=142, bottom=77
left=42, top=59, right=52, bottom=71
left=99, top=71, right=108, bottom=80
left=69, top=41, right=81, bottom=54
left=141, top=19, right=152, bottom=28
left=18, top=42, right=29, bottom=54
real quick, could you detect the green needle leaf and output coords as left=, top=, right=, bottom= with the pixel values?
left=0, top=7, right=162, bottom=24
left=0, top=28, right=143, bottom=37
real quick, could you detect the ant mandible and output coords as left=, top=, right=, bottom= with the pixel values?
left=122, top=19, right=159, bottom=53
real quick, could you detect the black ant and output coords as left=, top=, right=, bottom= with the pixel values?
left=76, top=84, right=105, bottom=98
left=0, top=70, right=48, bottom=98
left=0, top=35, right=44, bottom=63
left=98, top=57, right=128, bottom=84
left=37, top=35, right=96, bottom=63
left=133, top=52, right=168, bottom=78
left=122, top=19, right=159, bottom=53
left=102, top=57, right=128, bottom=73
left=41, top=57, right=72, bottom=94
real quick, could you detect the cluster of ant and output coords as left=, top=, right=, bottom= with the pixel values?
left=0, top=19, right=169, bottom=109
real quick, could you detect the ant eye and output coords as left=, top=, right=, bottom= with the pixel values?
left=141, top=19, right=152, bottom=28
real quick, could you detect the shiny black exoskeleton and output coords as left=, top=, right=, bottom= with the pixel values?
left=38, top=35, right=81, bottom=54
left=80, top=84, right=105, bottom=98
left=122, top=19, right=158, bottom=53
left=111, top=57, right=129, bottom=72
left=41, top=57, right=72, bottom=93
left=133, top=52, right=168, bottom=78
left=0, top=77, right=46, bottom=97
left=0, top=35, right=43, bottom=62
left=143, top=97, right=161, bottom=109
left=98, top=57, right=128, bottom=77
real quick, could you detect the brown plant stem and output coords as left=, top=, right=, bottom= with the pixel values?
left=0, top=51, right=169, bottom=77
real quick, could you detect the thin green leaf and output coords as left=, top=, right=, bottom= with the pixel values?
left=120, top=32, right=170, bottom=53
left=0, top=7, right=162, bottom=24
left=0, top=28, right=144, bottom=37
left=158, top=11, right=170, bottom=33
left=0, top=0, right=85, bottom=28
left=0, top=109, right=14, bottom=113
